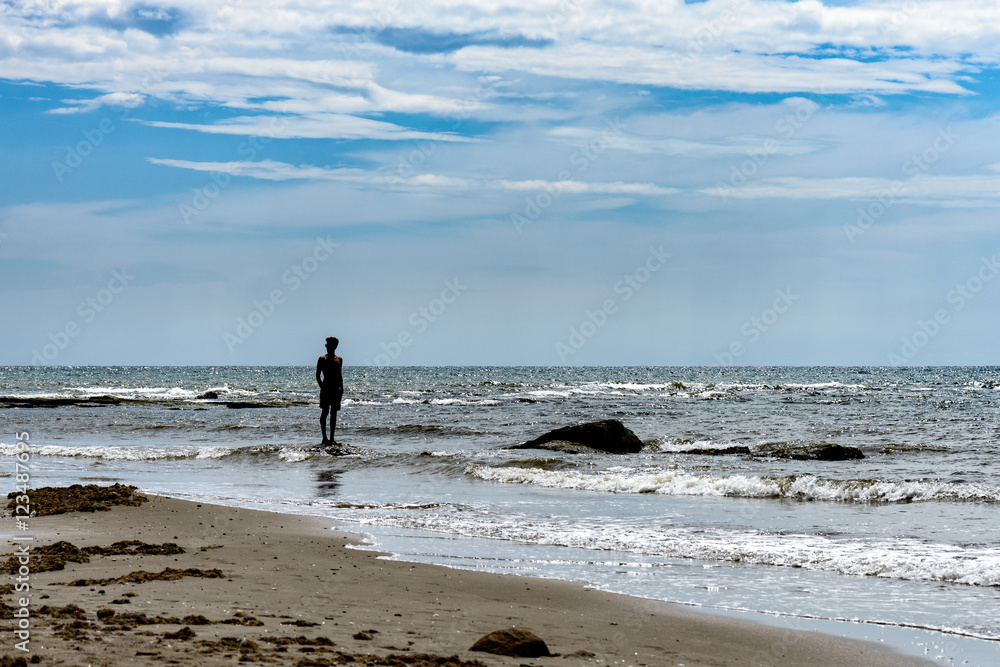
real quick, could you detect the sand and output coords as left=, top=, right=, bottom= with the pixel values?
left=3, top=489, right=931, bottom=666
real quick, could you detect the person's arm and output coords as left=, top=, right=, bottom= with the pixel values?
left=335, top=357, right=344, bottom=392
left=316, top=358, right=324, bottom=388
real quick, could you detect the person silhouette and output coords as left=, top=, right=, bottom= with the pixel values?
left=316, top=336, right=343, bottom=445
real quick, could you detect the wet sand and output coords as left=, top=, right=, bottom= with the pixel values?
left=3, top=491, right=930, bottom=666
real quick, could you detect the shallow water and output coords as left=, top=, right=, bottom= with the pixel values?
left=2, top=365, right=999, bottom=664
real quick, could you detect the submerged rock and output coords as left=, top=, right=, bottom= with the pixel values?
left=470, top=628, right=550, bottom=657
left=680, top=445, right=753, bottom=456
left=510, top=419, right=644, bottom=454
left=756, top=442, right=864, bottom=461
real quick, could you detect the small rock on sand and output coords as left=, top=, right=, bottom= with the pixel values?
left=469, top=627, right=551, bottom=657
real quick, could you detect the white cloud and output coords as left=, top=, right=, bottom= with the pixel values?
left=452, top=45, right=970, bottom=95
left=146, top=157, right=679, bottom=195
left=136, top=114, right=472, bottom=142
left=48, top=91, right=145, bottom=114
left=548, top=126, right=823, bottom=157
left=703, top=173, right=1000, bottom=207
left=493, top=178, right=678, bottom=196
left=146, top=158, right=373, bottom=182
left=847, top=94, right=888, bottom=108
left=3, top=0, right=996, bottom=132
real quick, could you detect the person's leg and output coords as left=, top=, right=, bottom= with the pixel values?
left=320, top=404, right=330, bottom=444
left=330, top=409, right=338, bottom=445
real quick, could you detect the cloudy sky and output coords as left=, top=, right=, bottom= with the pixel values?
left=3, top=0, right=1000, bottom=366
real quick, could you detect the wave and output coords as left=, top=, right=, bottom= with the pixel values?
left=69, top=385, right=206, bottom=398
left=390, top=397, right=502, bottom=406
left=0, top=443, right=198, bottom=461
left=66, top=384, right=255, bottom=401
left=504, top=380, right=874, bottom=403
left=464, top=465, right=1000, bottom=504
left=647, top=437, right=745, bottom=453
left=0, top=377, right=893, bottom=411
left=0, top=442, right=353, bottom=463
left=782, top=382, right=866, bottom=390
left=353, top=512, right=1000, bottom=589
left=651, top=438, right=956, bottom=458
left=354, top=424, right=486, bottom=437
left=0, top=384, right=308, bottom=408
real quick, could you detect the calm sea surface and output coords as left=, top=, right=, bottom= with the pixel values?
left=2, top=365, right=999, bottom=664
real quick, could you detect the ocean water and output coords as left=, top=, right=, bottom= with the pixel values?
left=2, top=365, right=999, bottom=664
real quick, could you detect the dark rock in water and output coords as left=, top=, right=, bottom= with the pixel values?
left=756, top=442, right=864, bottom=461
left=317, top=442, right=363, bottom=457
left=197, top=390, right=220, bottom=400
left=499, top=457, right=571, bottom=471
left=806, top=443, right=865, bottom=460
left=513, top=440, right=601, bottom=455
left=510, top=419, right=643, bottom=454
left=470, top=628, right=550, bottom=657
left=681, top=445, right=752, bottom=456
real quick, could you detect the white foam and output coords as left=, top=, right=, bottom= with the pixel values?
left=0, top=443, right=190, bottom=461
left=68, top=385, right=200, bottom=399
left=195, top=446, right=237, bottom=459
left=278, top=448, right=312, bottom=462
left=465, top=465, right=1000, bottom=504
left=0, top=442, right=257, bottom=462
left=8, top=383, right=251, bottom=402
left=352, top=511, right=1000, bottom=588
left=1, top=392, right=69, bottom=400
left=524, top=389, right=573, bottom=398
left=783, top=382, right=866, bottom=390
left=429, top=398, right=501, bottom=406
left=649, top=438, right=741, bottom=453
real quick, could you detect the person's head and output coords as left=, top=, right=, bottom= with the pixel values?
left=325, top=336, right=339, bottom=351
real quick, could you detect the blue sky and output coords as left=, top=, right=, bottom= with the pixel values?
left=3, top=0, right=1000, bottom=366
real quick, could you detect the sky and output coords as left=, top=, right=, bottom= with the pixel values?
left=2, top=0, right=1000, bottom=366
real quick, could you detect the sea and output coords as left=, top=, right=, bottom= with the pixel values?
left=2, top=365, right=999, bottom=665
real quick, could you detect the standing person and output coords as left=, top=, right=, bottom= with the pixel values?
left=316, top=336, right=343, bottom=445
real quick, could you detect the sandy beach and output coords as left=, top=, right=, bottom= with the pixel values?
left=3, top=485, right=929, bottom=666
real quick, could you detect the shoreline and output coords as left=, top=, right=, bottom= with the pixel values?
left=3, top=490, right=930, bottom=666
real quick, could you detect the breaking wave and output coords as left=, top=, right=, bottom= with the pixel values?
left=465, top=465, right=1000, bottom=504
left=354, top=512, right=1000, bottom=589
left=0, top=442, right=343, bottom=463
